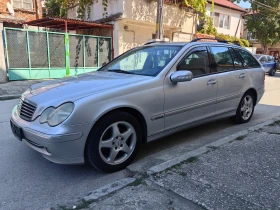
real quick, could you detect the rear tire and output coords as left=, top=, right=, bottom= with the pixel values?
left=85, top=111, right=141, bottom=172
left=269, top=67, right=276, bottom=76
left=231, top=91, right=255, bottom=124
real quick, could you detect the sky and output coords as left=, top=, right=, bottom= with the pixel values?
left=236, top=0, right=251, bottom=9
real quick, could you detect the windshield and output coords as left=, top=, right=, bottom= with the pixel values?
left=98, top=45, right=182, bottom=76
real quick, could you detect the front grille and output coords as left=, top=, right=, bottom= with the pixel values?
left=18, top=98, right=37, bottom=121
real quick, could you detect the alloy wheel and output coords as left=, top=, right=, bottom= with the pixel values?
left=240, top=95, right=254, bottom=121
left=99, top=121, right=137, bottom=165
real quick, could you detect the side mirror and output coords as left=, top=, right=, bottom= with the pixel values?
left=170, top=71, right=193, bottom=83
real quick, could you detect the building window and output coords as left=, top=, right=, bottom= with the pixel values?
left=13, top=0, right=33, bottom=10
left=211, top=12, right=230, bottom=29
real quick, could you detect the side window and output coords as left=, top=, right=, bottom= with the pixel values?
left=260, top=56, right=266, bottom=63
left=237, top=49, right=261, bottom=68
left=211, top=47, right=234, bottom=72
left=267, top=56, right=272, bottom=62
left=230, top=48, right=243, bottom=69
left=177, top=47, right=210, bottom=77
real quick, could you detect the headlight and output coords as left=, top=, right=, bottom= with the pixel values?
left=40, top=103, right=74, bottom=127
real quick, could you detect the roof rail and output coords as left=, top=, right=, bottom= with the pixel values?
left=144, top=38, right=170, bottom=45
left=144, top=41, right=167, bottom=45
left=191, top=38, right=228, bottom=43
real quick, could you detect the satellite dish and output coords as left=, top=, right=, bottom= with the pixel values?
left=7, top=2, right=14, bottom=16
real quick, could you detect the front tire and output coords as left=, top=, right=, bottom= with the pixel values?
left=231, top=91, right=255, bottom=124
left=85, top=111, right=141, bottom=172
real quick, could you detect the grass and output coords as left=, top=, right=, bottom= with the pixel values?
left=268, top=120, right=280, bottom=127
left=178, top=171, right=187, bottom=176
left=55, top=199, right=94, bottom=210
left=184, top=156, right=199, bottom=164
left=268, top=132, right=280, bottom=135
left=158, top=156, right=199, bottom=177
left=235, top=135, right=246, bottom=141
left=127, top=178, right=143, bottom=187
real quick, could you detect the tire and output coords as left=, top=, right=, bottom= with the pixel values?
left=85, top=111, right=142, bottom=172
left=231, top=91, right=255, bottom=124
left=269, top=67, right=276, bottom=76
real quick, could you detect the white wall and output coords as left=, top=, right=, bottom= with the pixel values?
left=67, top=7, right=78, bottom=19
left=123, top=0, right=196, bottom=34
left=206, top=4, right=243, bottom=37
left=114, top=20, right=157, bottom=56
left=89, top=0, right=123, bottom=21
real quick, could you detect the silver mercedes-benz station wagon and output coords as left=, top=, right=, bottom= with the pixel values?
left=10, top=39, right=265, bottom=172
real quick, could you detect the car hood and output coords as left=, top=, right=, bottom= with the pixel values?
left=22, top=71, right=150, bottom=105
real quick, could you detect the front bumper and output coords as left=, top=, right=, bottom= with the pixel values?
left=11, top=105, right=93, bottom=164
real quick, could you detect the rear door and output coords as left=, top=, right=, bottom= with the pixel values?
left=209, top=46, right=249, bottom=115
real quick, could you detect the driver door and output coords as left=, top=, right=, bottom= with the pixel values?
left=164, top=46, right=218, bottom=131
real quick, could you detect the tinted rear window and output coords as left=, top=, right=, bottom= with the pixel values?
left=236, top=49, right=261, bottom=68
left=211, top=47, right=234, bottom=72
left=229, top=48, right=243, bottom=69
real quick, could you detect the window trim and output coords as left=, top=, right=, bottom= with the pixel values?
left=176, top=46, right=212, bottom=78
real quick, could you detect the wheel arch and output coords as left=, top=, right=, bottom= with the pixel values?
left=88, top=106, right=148, bottom=144
left=244, top=88, right=257, bottom=105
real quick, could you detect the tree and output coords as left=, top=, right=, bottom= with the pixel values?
left=245, top=0, right=280, bottom=53
left=45, top=0, right=67, bottom=17
left=230, top=0, right=280, bottom=53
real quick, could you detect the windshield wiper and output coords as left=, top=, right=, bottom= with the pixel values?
left=108, top=69, right=135, bottom=74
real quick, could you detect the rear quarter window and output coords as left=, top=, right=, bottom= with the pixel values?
left=236, top=49, right=261, bottom=68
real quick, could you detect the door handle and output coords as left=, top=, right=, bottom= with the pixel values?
left=239, top=73, right=246, bottom=78
left=207, top=79, right=217, bottom=85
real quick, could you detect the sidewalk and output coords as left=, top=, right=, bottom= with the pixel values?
left=0, top=80, right=47, bottom=100
left=52, top=118, right=280, bottom=210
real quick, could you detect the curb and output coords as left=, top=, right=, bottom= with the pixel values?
left=0, top=94, right=21, bottom=101
left=83, top=177, right=136, bottom=201
left=49, top=178, right=136, bottom=210
left=147, top=116, right=280, bottom=175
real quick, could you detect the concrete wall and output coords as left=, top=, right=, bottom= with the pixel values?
left=113, top=20, right=157, bottom=56
left=123, top=0, right=196, bottom=34
left=206, top=4, right=243, bottom=38
left=89, top=0, right=123, bottom=21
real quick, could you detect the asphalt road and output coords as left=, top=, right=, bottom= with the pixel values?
left=0, top=74, right=280, bottom=210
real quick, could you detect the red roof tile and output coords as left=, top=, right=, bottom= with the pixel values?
left=208, top=0, right=247, bottom=12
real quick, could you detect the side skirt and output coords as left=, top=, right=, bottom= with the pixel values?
left=147, top=110, right=236, bottom=143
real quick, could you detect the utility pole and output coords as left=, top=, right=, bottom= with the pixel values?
left=156, top=0, right=164, bottom=39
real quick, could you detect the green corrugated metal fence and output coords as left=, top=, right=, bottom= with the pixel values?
left=4, top=27, right=112, bottom=80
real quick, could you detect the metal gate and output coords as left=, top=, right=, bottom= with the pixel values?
left=4, top=27, right=112, bottom=80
